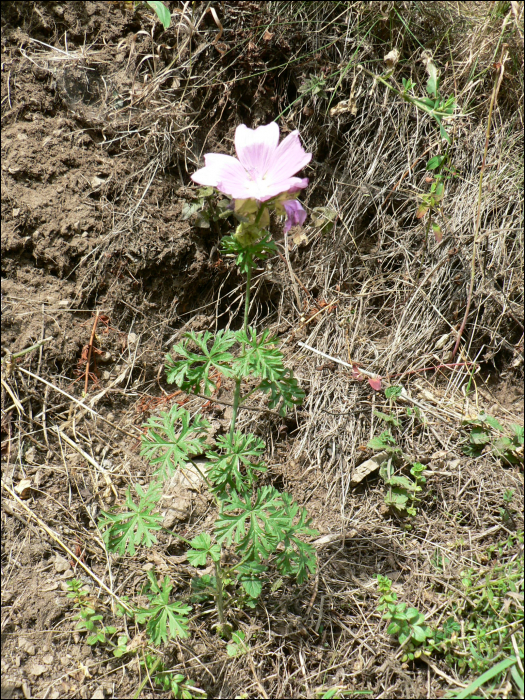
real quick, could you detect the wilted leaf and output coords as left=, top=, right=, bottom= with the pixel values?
left=352, top=364, right=364, bottom=380
left=329, top=98, right=357, bottom=117
left=431, top=221, right=443, bottom=243
left=351, top=451, right=389, bottom=485
left=292, top=230, right=309, bottom=247
left=383, top=48, right=400, bottom=71
left=416, top=204, right=430, bottom=219
left=368, top=377, right=382, bottom=391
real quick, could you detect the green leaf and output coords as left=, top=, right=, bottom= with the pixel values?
left=388, top=474, right=418, bottom=491
left=431, top=221, right=443, bottom=243
left=166, top=329, right=236, bottom=396
left=510, top=424, right=524, bottom=445
left=221, top=232, right=277, bottom=274
left=215, top=486, right=287, bottom=560
left=146, top=1, right=171, bottom=29
left=233, top=327, right=286, bottom=382
left=426, top=61, right=439, bottom=97
left=274, top=492, right=318, bottom=583
left=384, top=488, right=410, bottom=511
left=385, top=386, right=403, bottom=400
left=216, top=487, right=317, bottom=577
left=227, top=630, right=248, bottom=657
left=186, top=533, right=221, bottom=566
left=190, top=574, right=217, bottom=602
left=368, top=431, right=396, bottom=450
left=416, top=203, right=430, bottom=219
left=373, top=409, right=401, bottom=427
left=258, top=371, right=305, bottom=416
left=235, top=328, right=301, bottom=415
left=236, top=561, right=266, bottom=600
left=426, top=155, right=446, bottom=170
left=140, top=405, right=210, bottom=480
left=469, top=426, right=491, bottom=445
left=310, top=206, right=337, bottom=233
left=480, top=414, right=504, bottom=432
left=181, top=201, right=203, bottom=221
left=206, top=431, right=266, bottom=498
left=452, top=656, right=518, bottom=699
left=98, top=482, right=163, bottom=556
left=136, top=572, right=191, bottom=644
left=439, top=123, right=451, bottom=144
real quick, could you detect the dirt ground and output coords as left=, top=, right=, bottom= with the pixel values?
left=2, top=2, right=523, bottom=699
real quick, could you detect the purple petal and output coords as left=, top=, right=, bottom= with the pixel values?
left=283, top=200, right=307, bottom=232
left=235, top=122, right=279, bottom=178
left=265, top=131, right=312, bottom=185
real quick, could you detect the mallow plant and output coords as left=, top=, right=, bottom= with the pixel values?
left=98, top=122, right=318, bottom=644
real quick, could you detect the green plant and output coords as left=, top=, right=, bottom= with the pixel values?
left=96, top=123, right=318, bottom=653
left=376, top=575, right=434, bottom=662
left=134, top=1, right=171, bottom=29
left=66, top=579, right=118, bottom=648
left=181, top=187, right=233, bottom=230
left=226, top=629, right=248, bottom=657
left=298, top=74, right=328, bottom=100
left=462, top=413, right=524, bottom=464
left=367, top=426, right=427, bottom=517
left=140, top=654, right=206, bottom=699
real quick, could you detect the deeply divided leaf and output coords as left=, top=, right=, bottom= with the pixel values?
left=206, top=431, right=266, bottom=498
left=166, top=329, right=236, bottom=395
left=98, top=482, right=163, bottom=556
left=140, top=405, right=210, bottom=480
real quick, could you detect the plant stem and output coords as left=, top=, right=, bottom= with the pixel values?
left=214, top=559, right=226, bottom=626
left=229, top=205, right=260, bottom=440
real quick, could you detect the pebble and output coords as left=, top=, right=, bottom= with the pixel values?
left=54, top=554, right=70, bottom=573
left=27, top=663, right=47, bottom=676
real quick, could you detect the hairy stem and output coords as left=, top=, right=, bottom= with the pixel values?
left=229, top=205, right=263, bottom=440
left=214, top=559, right=226, bottom=626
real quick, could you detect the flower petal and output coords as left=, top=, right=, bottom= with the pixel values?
left=235, top=122, right=280, bottom=178
left=283, top=200, right=307, bottom=232
left=256, top=176, right=310, bottom=202
left=265, top=130, right=312, bottom=184
left=191, top=153, right=257, bottom=198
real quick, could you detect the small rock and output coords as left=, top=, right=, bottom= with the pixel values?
left=2, top=590, right=15, bottom=604
left=12, top=208, right=21, bottom=217
left=42, top=654, right=54, bottom=665
left=91, top=688, right=105, bottom=699
left=27, top=663, right=47, bottom=676
left=14, top=479, right=32, bottom=499
left=19, top=639, right=36, bottom=656
left=54, top=554, right=70, bottom=573
left=127, top=332, right=138, bottom=346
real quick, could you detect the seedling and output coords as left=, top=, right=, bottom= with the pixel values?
left=367, top=424, right=427, bottom=517
left=376, top=575, right=434, bottom=662
left=462, top=413, right=524, bottom=464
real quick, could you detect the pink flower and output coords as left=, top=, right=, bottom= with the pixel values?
left=191, top=122, right=311, bottom=202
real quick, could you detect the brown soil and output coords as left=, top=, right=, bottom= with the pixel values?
left=2, top=2, right=523, bottom=699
